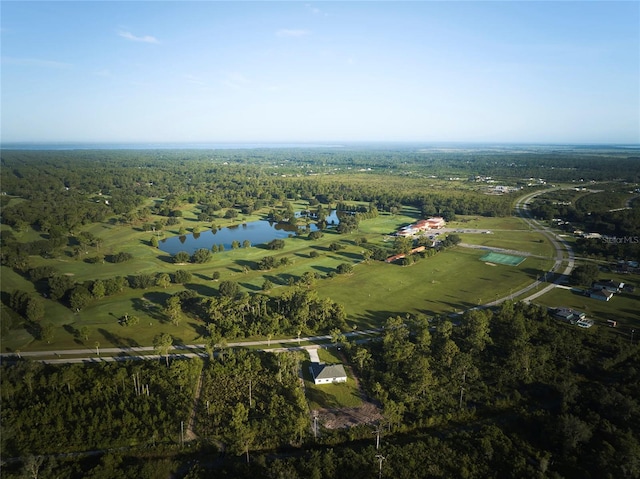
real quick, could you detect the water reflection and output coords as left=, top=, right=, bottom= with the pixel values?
left=159, top=211, right=339, bottom=255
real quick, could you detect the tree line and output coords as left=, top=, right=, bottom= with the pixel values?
left=2, top=300, right=638, bottom=478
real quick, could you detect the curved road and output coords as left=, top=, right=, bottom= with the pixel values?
left=483, top=188, right=575, bottom=306
left=2, top=189, right=573, bottom=364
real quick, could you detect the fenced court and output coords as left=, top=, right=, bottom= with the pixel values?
left=480, top=251, right=526, bottom=266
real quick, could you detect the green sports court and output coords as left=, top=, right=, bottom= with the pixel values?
left=480, top=251, right=526, bottom=266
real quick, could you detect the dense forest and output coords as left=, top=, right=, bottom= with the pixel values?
left=1, top=302, right=638, bottom=478
left=526, top=188, right=640, bottom=259
left=3, top=146, right=637, bottom=271
left=1, top=146, right=639, bottom=478
left=0, top=148, right=523, bottom=233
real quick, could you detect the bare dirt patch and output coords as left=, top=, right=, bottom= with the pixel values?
left=318, top=401, right=382, bottom=429
left=315, top=359, right=382, bottom=429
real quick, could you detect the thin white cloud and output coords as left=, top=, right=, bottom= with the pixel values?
left=184, top=74, right=206, bottom=86
left=118, top=30, right=160, bottom=44
left=276, top=29, right=311, bottom=38
left=221, top=72, right=250, bottom=90
left=305, top=3, right=326, bottom=16
left=2, top=57, right=71, bottom=68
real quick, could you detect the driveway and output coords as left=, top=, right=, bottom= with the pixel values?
left=307, top=348, right=320, bottom=363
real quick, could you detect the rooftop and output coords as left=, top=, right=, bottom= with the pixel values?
left=311, top=363, right=347, bottom=381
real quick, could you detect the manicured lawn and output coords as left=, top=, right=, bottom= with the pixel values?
left=302, top=346, right=362, bottom=409
left=457, top=230, right=554, bottom=256
left=449, top=215, right=530, bottom=231
left=317, top=347, right=344, bottom=363
left=314, top=247, right=553, bottom=326
left=0, top=205, right=564, bottom=352
left=533, top=282, right=640, bottom=327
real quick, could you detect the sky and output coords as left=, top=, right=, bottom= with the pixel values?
left=1, top=1, right=639, bottom=145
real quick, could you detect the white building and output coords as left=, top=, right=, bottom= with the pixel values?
left=310, top=363, right=347, bottom=385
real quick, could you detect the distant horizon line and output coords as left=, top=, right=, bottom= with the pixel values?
left=1, top=140, right=639, bottom=151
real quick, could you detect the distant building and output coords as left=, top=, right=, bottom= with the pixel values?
left=553, top=308, right=586, bottom=324
left=396, top=217, right=446, bottom=236
left=397, top=226, right=418, bottom=237
left=426, top=217, right=446, bottom=229
left=588, top=288, right=614, bottom=301
left=385, top=254, right=406, bottom=263
left=310, top=363, right=348, bottom=385
left=593, top=280, right=624, bottom=293
left=386, top=246, right=426, bottom=263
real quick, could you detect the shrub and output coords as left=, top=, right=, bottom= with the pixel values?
left=192, top=248, right=211, bottom=264
left=258, top=256, right=277, bottom=270
left=219, top=280, right=240, bottom=299
left=174, top=270, right=192, bottom=284
left=108, top=252, right=133, bottom=263
left=267, top=239, right=285, bottom=250
left=330, top=242, right=346, bottom=251
left=173, top=251, right=190, bottom=263
left=336, top=263, right=353, bottom=274
left=119, top=314, right=139, bottom=327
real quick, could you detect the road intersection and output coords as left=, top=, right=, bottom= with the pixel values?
left=2, top=189, right=574, bottom=365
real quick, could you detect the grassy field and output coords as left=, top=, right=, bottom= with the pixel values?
left=315, top=247, right=552, bottom=326
left=0, top=206, right=565, bottom=352
left=302, top=347, right=362, bottom=410
left=457, top=230, right=553, bottom=256
left=533, top=276, right=640, bottom=328
left=449, top=215, right=532, bottom=231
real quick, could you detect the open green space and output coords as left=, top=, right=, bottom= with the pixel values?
left=457, top=230, right=553, bottom=256
left=2, top=146, right=639, bottom=478
left=314, top=247, right=552, bottom=325
left=1, top=207, right=558, bottom=351
left=449, top=215, right=531, bottom=231
left=534, top=279, right=640, bottom=327
left=302, top=347, right=362, bottom=410
left=2, top=148, right=637, bottom=355
left=479, top=252, right=526, bottom=266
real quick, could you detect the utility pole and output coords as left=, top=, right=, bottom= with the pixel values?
left=373, top=423, right=382, bottom=450
left=376, top=454, right=386, bottom=479
left=631, top=329, right=636, bottom=345
left=180, top=421, right=184, bottom=447
left=313, top=411, right=319, bottom=439
left=249, top=378, right=252, bottom=408
left=459, top=368, right=467, bottom=410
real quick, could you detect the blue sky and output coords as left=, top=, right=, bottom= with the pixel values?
left=1, top=1, right=638, bottom=144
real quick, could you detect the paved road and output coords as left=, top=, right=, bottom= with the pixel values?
left=482, top=188, right=575, bottom=306
left=3, top=189, right=575, bottom=364
left=1, top=329, right=381, bottom=364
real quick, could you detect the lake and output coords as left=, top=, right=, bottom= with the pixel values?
left=158, top=211, right=340, bottom=256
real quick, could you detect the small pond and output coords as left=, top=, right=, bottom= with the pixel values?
left=159, top=210, right=340, bottom=256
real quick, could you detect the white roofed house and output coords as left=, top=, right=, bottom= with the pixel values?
left=310, top=363, right=348, bottom=385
